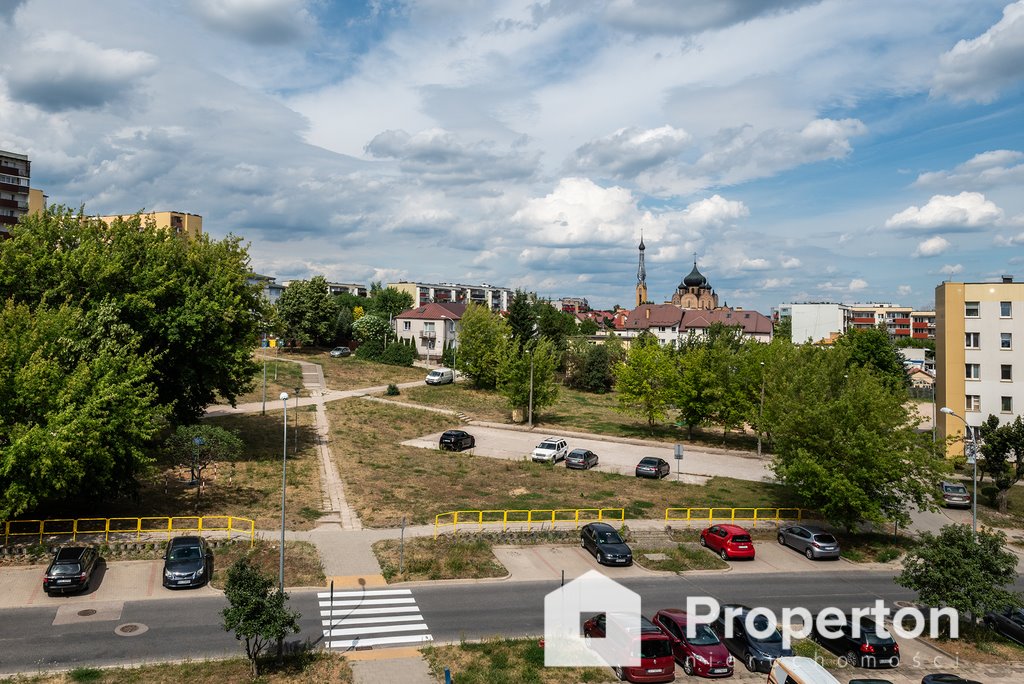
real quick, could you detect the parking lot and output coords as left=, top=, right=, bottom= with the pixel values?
left=402, top=426, right=773, bottom=483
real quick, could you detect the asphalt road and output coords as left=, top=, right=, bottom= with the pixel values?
left=6, top=571, right=1021, bottom=674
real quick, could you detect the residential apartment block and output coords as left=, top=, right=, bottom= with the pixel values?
left=389, top=281, right=511, bottom=311
left=777, top=302, right=935, bottom=344
left=777, top=303, right=853, bottom=344
left=555, top=296, right=589, bottom=313
left=936, top=276, right=1024, bottom=457
left=97, top=211, right=203, bottom=239
left=619, top=304, right=772, bottom=345
left=248, top=274, right=286, bottom=305
left=327, top=282, right=368, bottom=297
left=394, top=302, right=465, bottom=360
left=0, top=149, right=31, bottom=237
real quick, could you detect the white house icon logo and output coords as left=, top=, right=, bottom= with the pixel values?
left=543, top=570, right=641, bottom=668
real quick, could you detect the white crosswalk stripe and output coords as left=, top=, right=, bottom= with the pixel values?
left=317, top=588, right=433, bottom=650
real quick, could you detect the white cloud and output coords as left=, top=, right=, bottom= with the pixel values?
left=940, top=263, right=965, bottom=275
left=681, top=194, right=749, bottom=227
left=897, top=284, right=913, bottom=296
left=932, top=0, right=1024, bottom=103
left=817, top=278, right=869, bottom=293
left=914, top=149, right=1024, bottom=188
left=189, top=0, right=315, bottom=44
left=913, top=235, right=951, bottom=257
left=780, top=256, right=802, bottom=269
left=762, top=277, right=794, bottom=289
left=885, top=192, right=1003, bottom=231
left=603, top=0, right=818, bottom=35
left=996, top=231, right=1024, bottom=246
left=567, top=125, right=692, bottom=178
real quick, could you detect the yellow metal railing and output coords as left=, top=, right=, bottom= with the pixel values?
left=434, top=508, right=625, bottom=538
left=664, top=507, right=804, bottom=523
left=2, top=516, right=256, bottom=547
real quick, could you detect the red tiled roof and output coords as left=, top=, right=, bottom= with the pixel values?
left=623, top=304, right=684, bottom=329
left=680, top=308, right=772, bottom=335
left=395, top=302, right=467, bottom=320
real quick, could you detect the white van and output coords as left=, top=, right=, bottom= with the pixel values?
left=767, top=657, right=840, bottom=684
left=425, top=367, right=455, bottom=385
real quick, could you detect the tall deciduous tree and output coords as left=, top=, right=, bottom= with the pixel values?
left=456, top=304, right=508, bottom=389
left=222, top=557, right=301, bottom=678
left=496, top=336, right=559, bottom=419
left=614, top=343, right=675, bottom=428
left=507, top=289, right=535, bottom=348
left=366, top=286, right=413, bottom=320
left=275, top=275, right=340, bottom=347
left=834, top=326, right=909, bottom=391
left=0, top=208, right=265, bottom=424
left=978, top=414, right=1024, bottom=513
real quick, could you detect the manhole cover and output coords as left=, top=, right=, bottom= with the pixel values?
left=77, top=609, right=97, bottom=617
left=114, top=623, right=149, bottom=637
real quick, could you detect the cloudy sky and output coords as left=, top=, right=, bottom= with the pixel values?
left=2, top=0, right=1023, bottom=312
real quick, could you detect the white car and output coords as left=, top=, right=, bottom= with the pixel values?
left=531, top=437, right=569, bottom=464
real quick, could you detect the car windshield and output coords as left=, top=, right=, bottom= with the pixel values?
left=943, top=484, right=968, bottom=494
left=687, top=624, right=720, bottom=645
left=750, top=617, right=783, bottom=643
left=50, top=563, right=81, bottom=575
left=813, top=534, right=837, bottom=544
left=633, top=639, right=672, bottom=659
left=731, top=534, right=751, bottom=543
left=597, top=531, right=623, bottom=545
left=169, top=545, right=201, bottom=560
left=539, top=442, right=558, bottom=449
left=640, top=458, right=658, bottom=465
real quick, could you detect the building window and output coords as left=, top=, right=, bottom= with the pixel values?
left=403, top=321, right=411, bottom=331
left=423, top=322, right=435, bottom=332
left=1002, top=396, right=1014, bottom=413
left=1001, top=301, right=1012, bottom=318
left=1001, top=332, right=1012, bottom=349
left=966, top=395, right=981, bottom=412
left=965, top=363, right=980, bottom=380
left=1003, top=364, right=1013, bottom=381
left=965, top=301, right=980, bottom=318
left=965, top=332, right=980, bottom=348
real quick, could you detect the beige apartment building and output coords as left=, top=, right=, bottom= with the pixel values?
left=97, top=211, right=203, bottom=239
left=936, top=276, right=1024, bottom=456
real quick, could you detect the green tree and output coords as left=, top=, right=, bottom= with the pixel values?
left=897, top=524, right=1021, bottom=625
left=536, top=302, right=578, bottom=359
left=766, top=345, right=945, bottom=529
left=673, top=345, right=716, bottom=438
left=351, top=313, right=392, bottom=346
left=614, top=343, right=675, bottom=428
left=0, top=208, right=265, bottom=424
left=275, top=276, right=340, bottom=347
left=222, top=557, right=301, bottom=678
left=164, top=424, right=243, bottom=483
left=0, top=300, right=163, bottom=518
left=578, top=318, right=599, bottom=335
left=834, top=326, right=909, bottom=391
left=978, top=414, right=1024, bottom=513
left=507, top=289, right=535, bottom=348
left=563, top=338, right=615, bottom=393
left=366, top=286, right=413, bottom=320
left=334, top=305, right=355, bottom=343
left=496, top=336, right=559, bottom=419
left=773, top=315, right=792, bottom=343
left=456, top=304, right=508, bottom=389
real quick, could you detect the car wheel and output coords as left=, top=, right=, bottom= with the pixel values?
left=845, top=649, right=859, bottom=668
left=614, top=666, right=625, bottom=681
left=581, top=537, right=586, bottom=549
left=720, top=549, right=729, bottom=561
left=804, top=547, right=814, bottom=560
left=745, top=653, right=757, bottom=672
left=470, top=438, right=475, bottom=448
left=597, top=553, right=605, bottom=565
left=699, top=536, right=707, bottom=547
left=778, top=533, right=786, bottom=546
left=682, top=657, right=695, bottom=675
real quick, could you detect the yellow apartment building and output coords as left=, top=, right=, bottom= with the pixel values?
left=97, top=211, right=203, bottom=239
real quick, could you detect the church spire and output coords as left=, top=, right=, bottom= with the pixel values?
left=635, top=231, right=648, bottom=307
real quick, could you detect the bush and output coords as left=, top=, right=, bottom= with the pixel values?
left=982, top=485, right=999, bottom=507
left=355, top=339, right=384, bottom=361
left=380, top=341, right=416, bottom=366
left=386, top=384, right=400, bottom=396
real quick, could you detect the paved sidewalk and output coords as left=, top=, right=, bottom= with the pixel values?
left=348, top=649, right=435, bottom=684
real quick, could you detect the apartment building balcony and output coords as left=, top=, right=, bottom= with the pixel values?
left=419, top=331, right=437, bottom=340
left=852, top=317, right=876, bottom=324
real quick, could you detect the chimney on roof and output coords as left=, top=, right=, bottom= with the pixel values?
left=1003, top=275, right=1014, bottom=283
left=645, top=307, right=650, bottom=320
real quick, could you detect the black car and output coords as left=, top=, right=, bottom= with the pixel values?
left=162, top=536, right=213, bottom=589
left=921, top=675, right=983, bottom=684
left=43, top=546, right=100, bottom=595
left=983, top=605, right=1024, bottom=645
left=710, top=604, right=793, bottom=672
left=439, top=429, right=475, bottom=451
left=566, top=448, right=599, bottom=470
left=635, top=457, right=670, bottom=479
left=810, top=613, right=899, bottom=668
left=580, top=522, right=633, bottom=566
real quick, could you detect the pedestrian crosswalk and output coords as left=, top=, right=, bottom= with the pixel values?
left=318, top=588, right=434, bottom=650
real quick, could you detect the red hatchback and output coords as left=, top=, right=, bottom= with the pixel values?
left=700, top=524, right=756, bottom=560
left=653, top=609, right=734, bottom=678
left=583, top=613, right=675, bottom=683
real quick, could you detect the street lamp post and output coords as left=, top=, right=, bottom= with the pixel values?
left=279, top=392, right=289, bottom=595
left=940, top=406, right=978, bottom=537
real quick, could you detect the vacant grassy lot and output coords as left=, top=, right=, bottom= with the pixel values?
left=398, top=382, right=759, bottom=449
left=424, top=638, right=617, bottom=684
left=6, top=652, right=352, bottom=683
left=632, top=542, right=729, bottom=572
left=833, top=529, right=915, bottom=563
left=280, top=349, right=426, bottom=389
left=373, top=536, right=507, bottom=582
left=325, top=398, right=796, bottom=528
left=212, top=539, right=325, bottom=588
left=27, top=409, right=324, bottom=531
left=222, top=352, right=305, bottom=405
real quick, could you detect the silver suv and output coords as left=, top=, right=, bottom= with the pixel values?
left=531, top=437, right=568, bottom=464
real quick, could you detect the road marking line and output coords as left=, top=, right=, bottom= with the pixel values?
left=322, top=606, right=421, bottom=616
left=321, top=615, right=425, bottom=627
left=323, top=623, right=430, bottom=637
left=317, top=589, right=412, bottom=598
left=326, top=634, right=434, bottom=649
left=319, top=597, right=416, bottom=607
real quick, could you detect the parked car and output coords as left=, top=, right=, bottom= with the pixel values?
left=580, top=521, right=633, bottom=566
left=921, top=675, right=983, bottom=684
left=439, top=429, right=475, bottom=451
left=940, top=481, right=971, bottom=509
left=652, top=608, right=734, bottom=678
left=583, top=612, right=675, bottom=683
left=566, top=448, right=599, bottom=470
left=711, top=603, right=793, bottom=672
left=635, top=457, right=670, bottom=479
left=425, top=367, right=455, bottom=385
left=162, top=536, right=213, bottom=589
left=983, top=605, right=1024, bottom=645
left=532, top=437, right=569, bottom=464
left=700, top=524, right=756, bottom=560
left=42, top=546, right=100, bottom=595
left=767, top=656, right=841, bottom=684
left=848, top=679, right=895, bottom=684
left=810, top=613, right=899, bottom=668
left=777, top=524, right=841, bottom=560
left=329, top=346, right=351, bottom=357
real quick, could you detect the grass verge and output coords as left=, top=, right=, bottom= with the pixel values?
left=280, top=349, right=426, bottom=389
left=632, top=542, right=729, bottom=572
left=919, top=622, right=1024, bottom=664
left=327, top=397, right=797, bottom=528
left=211, top=539, right=325, bottom=589
left=224, top=351, right=305, bottom=405
left=6, top=651, right=351, bottom=683
left=373, top=536, right=507, bottom=582
left=833, top=530, right=915, bottom=563
left=424, top=638, right=617, bottom=684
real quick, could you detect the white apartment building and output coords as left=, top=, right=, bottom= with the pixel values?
left=389, top=281, right=511, bottom=311
left=777, top=303, right=852, bottom=344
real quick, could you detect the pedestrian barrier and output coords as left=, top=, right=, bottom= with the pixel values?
left=664, top=507, right=804, bottom=523
left=433, top=508, right=625, bottom=538
left=1, top=515, right=256, bottom=547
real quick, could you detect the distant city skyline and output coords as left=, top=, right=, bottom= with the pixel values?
left=2, top=0, right=1022, bottom=312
